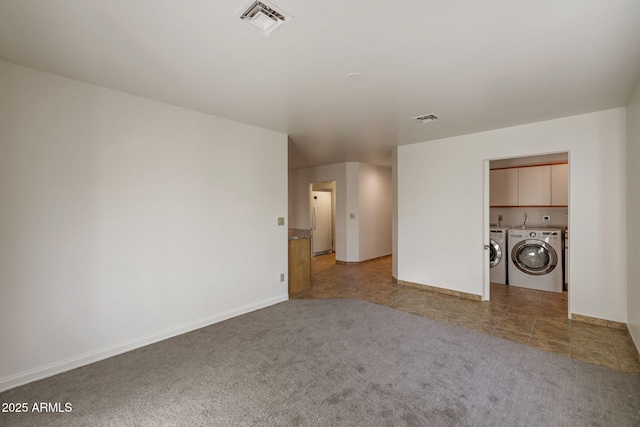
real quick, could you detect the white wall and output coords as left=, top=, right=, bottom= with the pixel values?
left=490, top=207, right=568, bottom=229
left=627, top=80, right=640, bottom=348
left=346, top=162, right=361, bottom=261
left=359, top=163, right=392, bottom=261
left=0, top=61, right=288, bottom=391
left=396, top=108, right=627, bottom=322
left=289, top=162, right=392, bottom=263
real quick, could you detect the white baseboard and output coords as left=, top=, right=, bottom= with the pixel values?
left=0, top=294, right=289, bottom=393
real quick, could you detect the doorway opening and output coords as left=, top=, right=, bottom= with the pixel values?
left=484, top=152, right=569, bottom=319
left=310, top=181, right=336, bottom=256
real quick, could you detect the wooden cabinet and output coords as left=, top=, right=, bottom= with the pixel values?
left=288, top=237, right=311, bottom=296
left=490, top=163, right=568, bottom=207
left=518, top=165, right=551, bottom=206
left=490, top=168, right=518, bottom=206
left=551, top=163, right=568, bottom=206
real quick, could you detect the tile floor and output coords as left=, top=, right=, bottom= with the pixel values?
left=294, top=253, right=640, bottom=375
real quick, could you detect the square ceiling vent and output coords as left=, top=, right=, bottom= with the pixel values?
left=239, top=0, right=292, bottom=38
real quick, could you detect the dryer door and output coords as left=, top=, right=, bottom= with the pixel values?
left=489, top=238, right=502, bottom=268
left=511, top=239, right=558, bottom=276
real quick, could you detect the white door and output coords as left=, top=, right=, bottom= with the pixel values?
left=312, top=191, right=332, bottom=255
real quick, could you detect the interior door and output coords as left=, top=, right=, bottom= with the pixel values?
left=312, top=191, right=332, bottom=255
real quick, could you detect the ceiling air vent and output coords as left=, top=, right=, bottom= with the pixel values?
left=413, top=113, right=438, bottom=123
left=239, top=0, right=292, bottom=38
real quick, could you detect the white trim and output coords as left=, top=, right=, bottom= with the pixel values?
left=0, top=294, right=289, bottom=392
left=483, top=159, right=491, bottom=301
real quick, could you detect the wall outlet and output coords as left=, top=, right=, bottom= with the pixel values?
left=280, top=273, right=285, bottom=282
left=542, top=215, right=551, bottom=222
left=498, top=214, right=503, bottom=221
left=350, top=213, right=355, bottom=219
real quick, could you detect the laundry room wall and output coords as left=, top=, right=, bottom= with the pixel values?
left=395, top=108, right=627, bottom=323
left=627, top=79, right=640, bottom=349
left=490, top=207, right=568, bottom=229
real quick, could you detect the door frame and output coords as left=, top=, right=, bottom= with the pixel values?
left=482, top=151, right=570, bottom=313
left=483, top=160, right=491, bottom=300
left=309, top=181, right=336, bottom=254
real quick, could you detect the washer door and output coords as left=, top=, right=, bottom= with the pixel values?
left=489, top=238, right=502, bottom=268
left=511, top=239, right=558, bottom=276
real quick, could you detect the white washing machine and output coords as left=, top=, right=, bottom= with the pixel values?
left=508, top=228, right=563, bottom=293
left=489, top=227, right=510, bottom=284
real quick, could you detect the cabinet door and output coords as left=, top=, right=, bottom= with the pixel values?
left=288, top=238, right=311, bottom=295
left=551, top=163, right=568, bottom=206
left=518, top=165, right=551, bottom=206
left=490, top=168, right=518, bottom=206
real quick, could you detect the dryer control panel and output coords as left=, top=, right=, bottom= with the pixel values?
left=540, top=231, right=559, bottom=242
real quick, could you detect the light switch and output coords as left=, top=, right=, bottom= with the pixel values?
left=278, top=217, right=285, bottom=226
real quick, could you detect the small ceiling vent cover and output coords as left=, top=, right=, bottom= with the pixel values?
left=239, top=0, right=292, bottom=37
left=413, top=113, right=438, bottom=123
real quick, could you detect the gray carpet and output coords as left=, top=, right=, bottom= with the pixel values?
left=1, top=299, right=639, bottom=426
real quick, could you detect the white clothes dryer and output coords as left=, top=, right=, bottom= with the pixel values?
left=489, top=226, right=510, bottom=284
left=508, top=228, right=564, bottom=293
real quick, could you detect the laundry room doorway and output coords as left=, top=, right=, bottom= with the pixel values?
left=483, top=152, right=569, bottom=315
left=309, top=181, right=336, bottom=256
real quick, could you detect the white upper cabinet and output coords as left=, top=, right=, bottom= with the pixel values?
left=490, top=168, right=518, bottom=206
left=490, top=163, right=568, bottom=207
left=551, top=163, right=569, bottom=206
left=518, top=165, right=551, bottom=206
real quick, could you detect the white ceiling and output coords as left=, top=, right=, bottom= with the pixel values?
left=1, top=0, right=639, bottom=169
